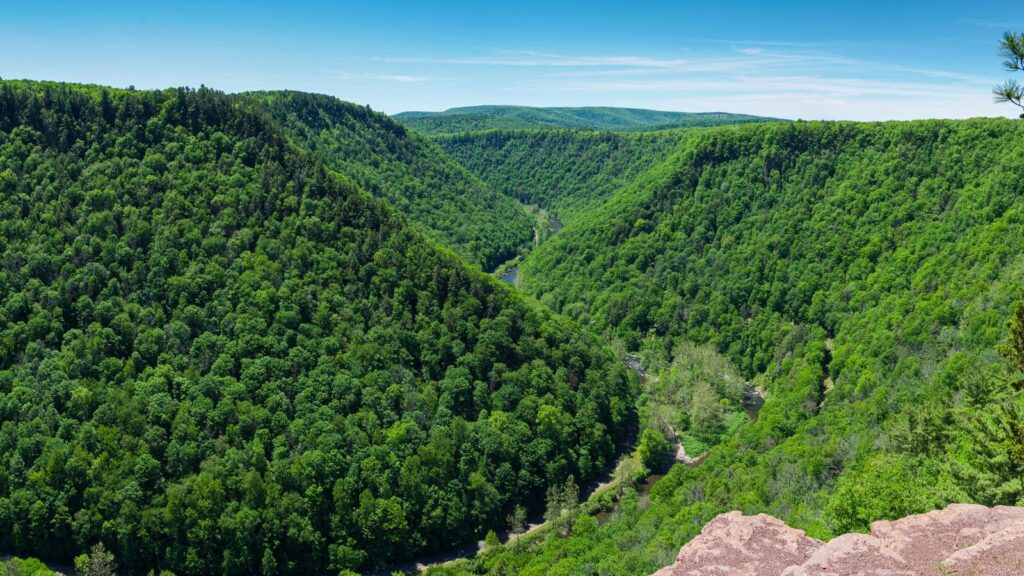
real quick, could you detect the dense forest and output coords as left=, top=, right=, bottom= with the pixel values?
left=249, top=91, right=534, bottom=271
left=429, top=119, right=1024, bottom=575
left=0, top=80, right=635, bottom=575
left=434, top=129, right=686, bottom=224
left=394, top=105, right=778, bottom=135
left=2, top=77, right=1023, bottom=576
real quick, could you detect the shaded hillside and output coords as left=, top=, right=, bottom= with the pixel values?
left=431, top=119, right=1024, bottom=575
left=395, top=105, right=780, bottom=135
left=0, top=81, right=634, bottom=575
left=251, top=91, right=534, bottom=270
left=435, top=129, right=687, bottom=224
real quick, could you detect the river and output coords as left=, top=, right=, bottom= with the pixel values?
left=497, top=214, right=562, bottom=287
left=499, top=266, right=518, bottom=284
left=594, top=473, right=665, bottom=526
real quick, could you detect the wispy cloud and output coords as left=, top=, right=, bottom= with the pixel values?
left=538, top=43, right=1002, bottom=120
left=362, top=43, right=1009, bottom=120
left=683, top=38, right=833, bottom=48
left=375, top=52, right=693, bottom=68
left=560, top=75, right=974, bottom=99
left=374, top=49, right=859, bottom=71
left=338, top=71, right=437, bottom=83
left=405, top=46, right=996, bottom=91
left=886, top=65, right=994, bottom=85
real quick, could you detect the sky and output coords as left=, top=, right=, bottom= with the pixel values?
left=2, top=0, right=1023, bottom=120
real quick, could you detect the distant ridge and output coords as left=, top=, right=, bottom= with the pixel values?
left=393, top=105, right=784, bottom=134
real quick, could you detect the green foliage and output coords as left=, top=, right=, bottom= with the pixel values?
left=435, top=129, right=687, bottom=225
left=394, top=105, right=781, bottom=135
left=825, top=454, right=945, bottom=533
left=636, top=429, right=670, bottom=471
left=505, top=504, right=527, bottom=541
left=952, top=391, right=1024, bottom=505
left=7, top=78, right=1024, bottom=576
left=543, top=475, right=579, bottom=538
left=1, top=556, right=58, bottom=576
left=521, top=120, right=1024, bottom=372
left=643, top=343, right=747, bottom=444
left=1000, top=298, right=1024, bottom=374
left=433, top=119, right=1024, bottom=575
left=0, top=81, right=635, bottom=574
left=74, top=543, right=117, bottom=576
left=250, top=91, right=535, bottom=270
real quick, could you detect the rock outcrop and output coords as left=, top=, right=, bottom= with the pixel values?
left=653, top=504, right=1024, bottom=576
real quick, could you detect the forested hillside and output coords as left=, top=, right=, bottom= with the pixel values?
left=434, top=129, right=687, bottom=224
left=0, top=81, right=634, bottom=575
left=394, top=105, right=778, bottom=135
left=431, top=119, right=1024, bottom=575
left=250, top=91, right=534, bottom=271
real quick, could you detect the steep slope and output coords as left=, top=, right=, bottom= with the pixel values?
left=251, top=91, right=534, bottom=270
left=0, top=81, right=634, bottom=575
left=430, top=119, right=1024, bottom=575
left=522, top=120, right=1024, bottom=368
left=395, top=105, right=780, bottom=135
left=434, top=129, right=687, bottom=225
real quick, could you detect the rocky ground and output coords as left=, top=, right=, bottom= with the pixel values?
left=652, top=503, right=1024, bottom=575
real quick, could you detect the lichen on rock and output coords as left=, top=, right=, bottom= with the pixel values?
left=653, top=504, right=1024, bottom=576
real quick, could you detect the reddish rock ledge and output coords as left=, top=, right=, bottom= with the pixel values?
left=653, top=504, right=1024, bottom=576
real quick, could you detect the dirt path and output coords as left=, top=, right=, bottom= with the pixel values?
left=667, top=426, right=708, bottom=467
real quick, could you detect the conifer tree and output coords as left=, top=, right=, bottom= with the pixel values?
left=994, top=32, right=1024, bottom=116
left=999, top=298, right=1024, bottom=376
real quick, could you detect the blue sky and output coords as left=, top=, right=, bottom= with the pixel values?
left=2, top=0, right=1022, bottom=120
